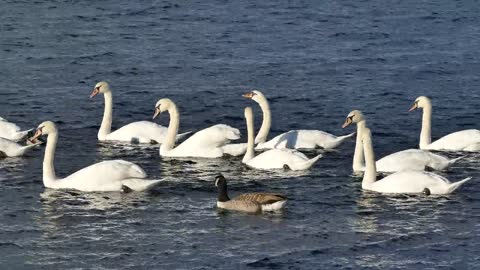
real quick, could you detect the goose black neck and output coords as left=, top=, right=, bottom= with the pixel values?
left=217, top=181, right=230, bottom=202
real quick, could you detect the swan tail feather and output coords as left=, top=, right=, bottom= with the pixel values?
left=448, top=156, right=466, bottom=166
left=121, top=178, right=162, bottom=191
left=447, top=177, right=472, bottom=194
left=292, top=154, right=322, bottom=170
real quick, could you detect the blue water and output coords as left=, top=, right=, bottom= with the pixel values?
left=1, top=1, right=480, bottom=269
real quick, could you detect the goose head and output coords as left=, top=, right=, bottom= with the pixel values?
left=342, top=110, right=365, bottom=128
left=408, top=96, right=431, bottom=112
left=90, top=81, right=111, bottom=98
left=215, top=174, right=226, bottom=187
left=243, top=90, right=266, bottom=103
left=153, top=98, right=174, bottom=119
left=30, top=121, right=57, bottom=141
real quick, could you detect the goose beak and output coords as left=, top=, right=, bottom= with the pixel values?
left=408, top=103, right=418, bottom=112
left=29, top=128, right=43, bottom=144
left=90, top=87, right=100, bottom=98
left=152, top=108, right=161, bottom=119
left=342, top=118, right=352, bottom=128
left=242, top=92, right=254, bottom=98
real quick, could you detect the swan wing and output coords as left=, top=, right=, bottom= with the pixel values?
left=0, top=138, right=34, bottom=157
left=59, top=160, right=147, bottom=191
left=246, top=149, right=320, bottom=170
left=105, top=121, right=169, bottom=143
left=429, top=129, right=480, bottom=151
left=370, top=171, right=452, bottom=194
left=0, top=119, right=31, bottom=141
left=175, top=124, right=240, bottom=151
left=257, top=130, right=353, bottom=149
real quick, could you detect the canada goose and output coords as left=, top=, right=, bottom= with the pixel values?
left=214, top=175, right=287, bottom=213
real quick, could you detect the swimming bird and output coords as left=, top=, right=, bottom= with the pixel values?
left=359, top=126, right=471, bottom=194
left=215, top=175, right=287, bottom=213
left=342, top=110, right=463, bottom=173
left=30, top=121, right=161, bottom=192
left=153, top=98, right=241, bottom=158
left=90, top=81, right=190, bottom=144
left=409, top=96, right=480, bottom=151
left=242, top=107, right=321, bottom=170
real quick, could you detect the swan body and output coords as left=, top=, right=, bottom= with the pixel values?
left=91, top=82, right=189, bottom=144
left=100, top=121, right=189, bottom=144
left=343, top=110, right=461, bottom=173
left=0, top=138, right=37, bottom=157
left=410, top=96, right=480, bottom=152
left=242, top=107, right=321, bottom=170
left=215, top=175, right=287, bottom=213
left=31, top=121, right=161, bottom=192
left=153, top=98, right=240, bottom=158
left=360, top=126, right=471, bottom=195
left=244, top=90, right=354, bottom=150
left=0, top=117, right=32, bottom=142
left=255, top=130, right=355, bottom=150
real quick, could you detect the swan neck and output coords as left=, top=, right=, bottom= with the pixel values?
left=161, top=103, right=179, bottom=154
left=255, top=98, right=271, bottom=144
left=353, top=120, right=366, bottom=172
left=98, top=91, right=113, bottom=140
left=243, top=111, right=256, bottom=163
left=420, top=105, right=432, bottom=149
left=43, top=132, right=58, bottom=187
left=362, top=129, right=377, bottom=189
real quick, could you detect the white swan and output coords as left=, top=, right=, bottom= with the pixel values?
left=243, top=90, right=355, bottom=150
left=90, top=82, right=190, bottom=144
left=153, top=98, right=241, bottom=158
left=30, top=121, right=161, bottom=192
left=343, top=110, right=463, bottom=173
left=0, top=137, right=38, bottom=157
left=242, top=107, right=321, bottom=170
left=0, top=117, right=32, bottom=142
left=409, top=96, right=480, bottom=152
left=360, top=126, right=471, bottom=194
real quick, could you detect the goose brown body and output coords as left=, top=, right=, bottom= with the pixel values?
left=215, top=175, right=287, bottom=213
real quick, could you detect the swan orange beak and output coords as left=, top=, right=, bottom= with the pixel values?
left=90, top=87, right=100, bottom=98
left=29, top=128, right=43, bottom=144
left=152, top=108, right=161, bottom=119
left=408, top=103, right=418, bottom=112
left=242, top=92, right=255, bottom=98
left=342, top=117, right=352, bottom=128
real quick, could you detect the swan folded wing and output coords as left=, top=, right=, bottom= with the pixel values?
left=370, top=171, right=451, bottom=194
left=175, top=124, right=240, bottom=150
left=0, top=138, right=26, bottom=156
left=106, top=121, right=169, bottom=143
left=429, top=129, right=480, bottom=151
left=61, top=160, right=147, bottom=191
left=247, top=149, right=310, bottom=169
left=0, top=120, right=29, bottom=141
left=376, top=149, right=432, bottom=172
left=259, top=130, right=341, bottom=149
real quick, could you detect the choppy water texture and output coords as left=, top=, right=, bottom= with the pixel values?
left=1, top=0, right=480, bottom=269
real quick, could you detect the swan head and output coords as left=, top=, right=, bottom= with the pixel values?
left=90, top=81, right=111, bottom=98
left=409, top=96, right=431, bottom=112
left=30, top=121, right=57, bottom=141
left=153, top=98, right=174, bottom=119
left=342, top=110, right=365, bottom=128
left=243, top=90, right=265, bottom=103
